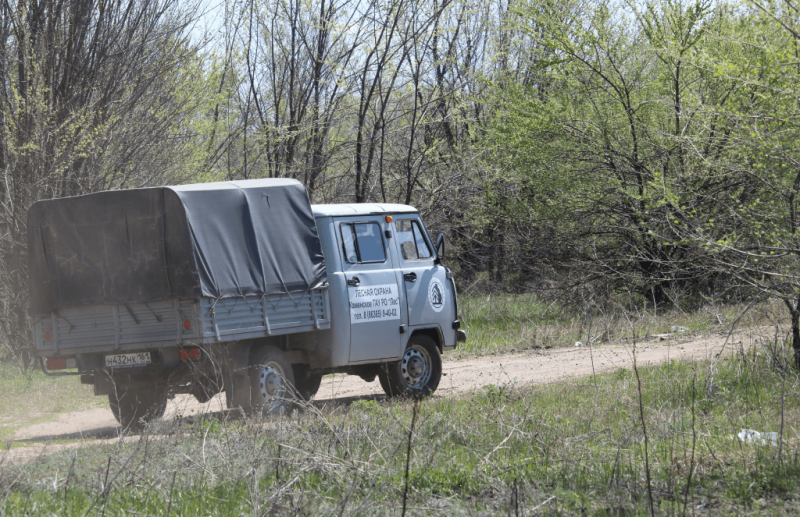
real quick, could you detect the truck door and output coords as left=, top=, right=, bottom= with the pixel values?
left=336, top=217, right=404, bottom=363
left=394, top=218, right=455, bottom=334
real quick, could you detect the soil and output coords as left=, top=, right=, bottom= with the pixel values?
left=5, top=329, right=750, bottom=459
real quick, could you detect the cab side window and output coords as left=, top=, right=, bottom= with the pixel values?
left=396, top=220, right=432, bottom=261
left=340, top=222, right=386, bottom=263
left=340, top=224, right=358, bottom=263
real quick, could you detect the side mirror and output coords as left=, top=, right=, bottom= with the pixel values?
left=435, top=233, right=445, bottom=258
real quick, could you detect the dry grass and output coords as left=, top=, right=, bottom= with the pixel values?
left=0, top=299, right=799, bottom=514
left=0, top=323, right=798, bottom=515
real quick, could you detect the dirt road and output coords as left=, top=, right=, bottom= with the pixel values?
left=9, top=330, right=746, bottom=448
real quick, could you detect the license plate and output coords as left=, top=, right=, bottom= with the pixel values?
left=105, top=352, right=151, bottom=368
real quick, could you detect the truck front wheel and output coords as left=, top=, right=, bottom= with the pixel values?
left=250, top=346, right=295, bottom=415
left=379, top=334, right=442, bottom=398
left=108, top=386, right=167, bottom=431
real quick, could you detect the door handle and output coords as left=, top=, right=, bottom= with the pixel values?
left=404, top=272, right=417, bottom=282
left=347, top=276, right=360, bottom=287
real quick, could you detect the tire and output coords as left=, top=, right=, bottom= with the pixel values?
left=191, top=381, right=218, bottom=404
left=191, top=370, right=223, bottom=404
left=378, top=334, right=442, bottom=398
left=378, top=365, right=394, bottom=395
left=108, top=386, right=167, bottom=431
left=292, top=367, right=323, bottom=401
left=250, top=345, right=295, bottom=415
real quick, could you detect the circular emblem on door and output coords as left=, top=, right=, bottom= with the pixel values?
left=428, top=278, right=445, bottom=312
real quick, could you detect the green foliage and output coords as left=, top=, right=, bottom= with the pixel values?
left=407, top=467, right=483, bottom=496
left=480, top=0, right=800, bottom=320
left=475, top=383, right=513, bottom=406
left=349, top=398, right=381, bottom=414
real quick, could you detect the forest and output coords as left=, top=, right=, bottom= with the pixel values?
left=2, top=0, right=800, bottom=366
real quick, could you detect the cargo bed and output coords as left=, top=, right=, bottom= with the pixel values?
left=34, top=288, right=330, bottom=356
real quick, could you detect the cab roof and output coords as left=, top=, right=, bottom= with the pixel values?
left=311, top=203, right=417, bottom=217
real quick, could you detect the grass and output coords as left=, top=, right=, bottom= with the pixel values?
left=0, top=336, right=798, bottom=515
left=0, top=292, right=753, bottom=434
left=0, top=297, right=798, bottom=514
left=0, top=364, right=104, bottom=439
left=456, top=294, right=785, bottom=357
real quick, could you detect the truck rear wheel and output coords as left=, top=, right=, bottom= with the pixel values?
left=379, top=334, right=442, bottom=398
left=292, top=366, right=323, bottom=401
left=250, top=346, right=295, bottom=415
left=108, top=386, right=167, bottom=431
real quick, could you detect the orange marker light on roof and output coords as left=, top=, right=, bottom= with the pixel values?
left=385, top=216, right=393, bottom=223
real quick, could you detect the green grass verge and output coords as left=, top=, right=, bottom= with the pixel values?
left=2, top=346, right=798, bottom=515
left=456, top=294, right=785, bottom=356
left=0, top=363, right=104, bottom=438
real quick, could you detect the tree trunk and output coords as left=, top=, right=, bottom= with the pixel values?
left=784, top=294, right=800, bottom=369
left=792, top=299, right=800, bottom=369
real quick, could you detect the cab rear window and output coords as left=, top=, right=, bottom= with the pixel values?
left=340, top=222, right=386, bottom=263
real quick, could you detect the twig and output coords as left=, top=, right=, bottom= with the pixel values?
left=632, top=329, right=655, bottom=517
left=166, top=470, right=177, bottom=517
left=482, top=428, right=516, bottom=464
left=337, top=468, right=360, bottom=517
left=703, top=437, right=724, bottom=471
left=588, top=318, right=599, bottom=390
left=512, top=477, right=519, bottom=517
left=779, top=338, right=787, bottom=462
left=610, top=437, right=623, bottom=489
left=682, top=372, right=697, bottom=517
left=100, top=457, right=112, bottom=517
left=276, top=443, right=281, bottom=483
left=708, top=294, right=763, bottom=390
left=530, top=495, right=556, bottom=512
left=81, top=436, right=147, bottom=517
left=402, top=399, right=420, bottom=517
left=64, top=455, right=76, bottom=501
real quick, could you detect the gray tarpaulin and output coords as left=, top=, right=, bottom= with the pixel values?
left=27, top=179, right=327, bottom=315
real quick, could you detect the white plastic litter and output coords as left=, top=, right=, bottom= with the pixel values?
left=574, top=341, right=583, bottom=347
left=737, top=429, right=780, bottom=446
left=670, top=326, right=688, bottom=333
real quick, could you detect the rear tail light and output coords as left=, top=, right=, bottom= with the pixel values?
left=44, top=332, right=52, bottom=341
left=183, top=320, right=192, bottom=330
left=46, top=358, right=66, bottom=370
left=45, top=358, right=76, bottom=370
left=180, top=347, right=201, bottom=361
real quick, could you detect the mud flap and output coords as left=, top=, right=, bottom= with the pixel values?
left=223, top=341, right=253, bottom=414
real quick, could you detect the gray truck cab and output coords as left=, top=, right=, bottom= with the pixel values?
left=313, top=203, right=460, bottom=368
left=28, top=180, right=465, bottom=430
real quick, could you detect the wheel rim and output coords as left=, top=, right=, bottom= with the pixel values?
left=401, top=345, right=432, bottom=389
left=254, top=361, right=287, bottom=411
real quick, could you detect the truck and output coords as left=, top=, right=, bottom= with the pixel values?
left=27, top=178, right=465, bottom=429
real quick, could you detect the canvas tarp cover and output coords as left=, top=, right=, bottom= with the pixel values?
left=27, top=179, right=327, bottom=315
